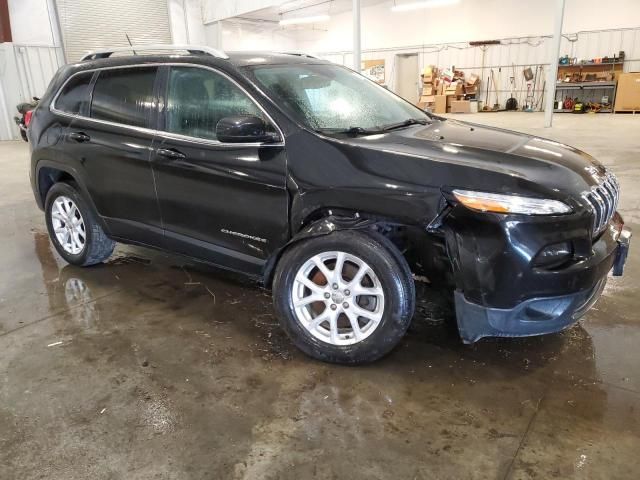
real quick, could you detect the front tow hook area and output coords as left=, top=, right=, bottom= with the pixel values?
left=613, top=227, right=632, bottom=276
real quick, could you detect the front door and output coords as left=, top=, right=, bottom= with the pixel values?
left=152, top=65, right=289, bottom=275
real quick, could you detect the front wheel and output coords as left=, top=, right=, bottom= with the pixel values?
left=273, top=230, right=415, bottom=364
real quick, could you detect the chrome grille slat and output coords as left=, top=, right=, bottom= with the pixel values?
left=592, top=189, right=606, bottom=231
left=582, top=170, right=620, bottom=237
left=598, top=186, right=612, bottom=225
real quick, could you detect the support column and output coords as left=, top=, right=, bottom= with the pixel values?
left=353, top=0, right=361, bottom=72
left=0, top=0, right=12, bottom=43
left=544, top=0, right=566, bottom=127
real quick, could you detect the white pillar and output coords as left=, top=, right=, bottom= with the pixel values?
left=544, top=0, right=566, bottom=127
left=353, top=0, right=361, bottom=72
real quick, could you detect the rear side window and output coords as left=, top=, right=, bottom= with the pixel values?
left=165, top=66, right=266, bottom=141
left=55, top=72, right=93, bottom=115
left=91, top=67, right=157, bottom=128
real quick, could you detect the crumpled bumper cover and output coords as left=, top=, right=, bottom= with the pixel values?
left=454, top=277, right=607, bottom=343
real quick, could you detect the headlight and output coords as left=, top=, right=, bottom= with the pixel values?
left=452, top=189, right=572, bottom=215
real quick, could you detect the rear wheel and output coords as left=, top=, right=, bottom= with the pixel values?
left=45, top=182, right=115, bottom=266
left=273, top=230, right=415, bottom=364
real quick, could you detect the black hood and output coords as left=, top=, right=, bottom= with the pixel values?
left=340, top=118, right=608, bottom=198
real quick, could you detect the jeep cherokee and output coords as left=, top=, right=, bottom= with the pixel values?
left=28, top=45, right=631, bottom=364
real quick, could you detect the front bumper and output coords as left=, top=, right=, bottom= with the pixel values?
left=453, top=221, right=631, bottom=344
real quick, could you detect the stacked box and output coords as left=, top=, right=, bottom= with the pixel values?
left=416, top=65, right=480, bottom=113
left=417, top=65, right=439, bottom=110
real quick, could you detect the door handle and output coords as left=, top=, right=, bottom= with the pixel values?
left=157, top=148, right=186, bottom=160
left=69, top=131, right=90, bottom=142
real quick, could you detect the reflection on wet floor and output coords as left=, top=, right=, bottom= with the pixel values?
left=1, top=133, right=640, bottom=478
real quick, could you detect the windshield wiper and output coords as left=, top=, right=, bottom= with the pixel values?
left=381, top=118, right=430, bottom=131
left=316, top=126, right=383, bottom=136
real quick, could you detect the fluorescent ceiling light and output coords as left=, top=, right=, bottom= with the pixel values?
left=279, top=14, right=330, bottom=26
left=391, top=0, right=460, bottom=12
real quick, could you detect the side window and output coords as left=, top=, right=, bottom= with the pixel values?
left=55, top=72, right=94, bottom=115
left=90, top=67, right=157, bottom=128
left=165, top=67, right=268, bottom=141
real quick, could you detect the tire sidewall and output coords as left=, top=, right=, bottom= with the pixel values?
left=274, top=230, right=414, bottom=364
left=45, top=183, right=95, bottom=265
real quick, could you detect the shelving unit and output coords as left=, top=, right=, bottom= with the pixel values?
left=554, top=81, right=618, bottom=113
left=553, top=62, right=622, bottom=113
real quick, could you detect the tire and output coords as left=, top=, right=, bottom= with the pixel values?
left=273, top=229, right=415, bottom=364
left=45, top=182, right=115, bottom=266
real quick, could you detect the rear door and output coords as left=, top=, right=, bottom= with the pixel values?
left=64, top=66, right=163, bottom=245
left=151, top=65, right=289, bottom=274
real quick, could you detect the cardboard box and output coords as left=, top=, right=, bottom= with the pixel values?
left=450, top=100, right=471, bottom=113
left=614, top=72, right=640, bottom=111
left=434, top=95, right=447, bottom=114
left=464, top=84, right=478, bottom=95
left=466, top=73, right=480, bottom=85
left=445, top=81, right=463, bottom=96
left=422, top=85, right=434, bottom=95
left=419, top=94, right=435, bottom=104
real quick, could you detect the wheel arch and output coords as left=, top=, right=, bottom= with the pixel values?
left=36, top=160, right=111, bottom=235
left=263, top=208, right=416, bottom=287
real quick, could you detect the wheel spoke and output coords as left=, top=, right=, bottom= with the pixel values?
left=348, top=263, right=370, bottom=288
left=351, top=304, right=383, bottom=323
left=334, top=251, right=346, bottom=282
left=294, top=294, right=325, bottom=308
left=52, top=211, right=66, bottom=222
left=295, top=274, right=324, bottom=294
left=312, top=255, right=334, bottom=283
left=72, top=231, right=83, bottom=251
left=345, top=310, right=363, bottom=341
left=328, top=309, right=339, bottom=344
left=353, top=285, right=384, bottom=297
left=59, top=199, right=69, bottom=215
left=308, top=310, right=330, bottom=330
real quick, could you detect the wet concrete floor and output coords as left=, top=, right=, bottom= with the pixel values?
left=1, top=113, right=639, bottom=479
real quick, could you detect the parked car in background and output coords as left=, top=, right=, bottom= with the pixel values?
left=28, top=46, right=631, bottom=364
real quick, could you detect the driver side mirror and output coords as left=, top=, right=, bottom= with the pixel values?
left=216, top=115, right=278, bottom=144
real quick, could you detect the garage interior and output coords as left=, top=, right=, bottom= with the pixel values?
left=1, top=0, right=639, bottom=478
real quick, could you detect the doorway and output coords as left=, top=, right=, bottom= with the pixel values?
left=395, top=54, right=419, bottom=103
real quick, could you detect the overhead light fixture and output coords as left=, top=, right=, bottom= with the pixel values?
left=279, top=14, right=330, bottom=26
left=391, top=0, right=460, bottom=12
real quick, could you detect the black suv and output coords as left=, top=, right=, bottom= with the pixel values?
left=29, top=46, right=631, bottom=364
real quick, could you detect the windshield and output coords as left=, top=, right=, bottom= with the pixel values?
left=247, top=63, right=429, bottom=133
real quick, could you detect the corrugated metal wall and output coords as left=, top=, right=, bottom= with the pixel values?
left=56, top=0, right=173, bottom=62
left=0, top=44, right=64, bottom=140
left=13, top=44, right=65, bottom=101
left=319, top=27, right=640, bottom=110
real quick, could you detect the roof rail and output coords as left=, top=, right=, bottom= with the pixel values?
left=278, top=51, right=320, bottom=59
left=80, top=44, right=229, bottom=61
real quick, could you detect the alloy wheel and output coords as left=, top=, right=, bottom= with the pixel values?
left=292, top=251, right=385, bottom=345
left=51, top=196, right=86, bottom=255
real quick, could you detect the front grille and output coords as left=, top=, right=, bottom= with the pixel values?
left=582, top=171, right=620, bottom=236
